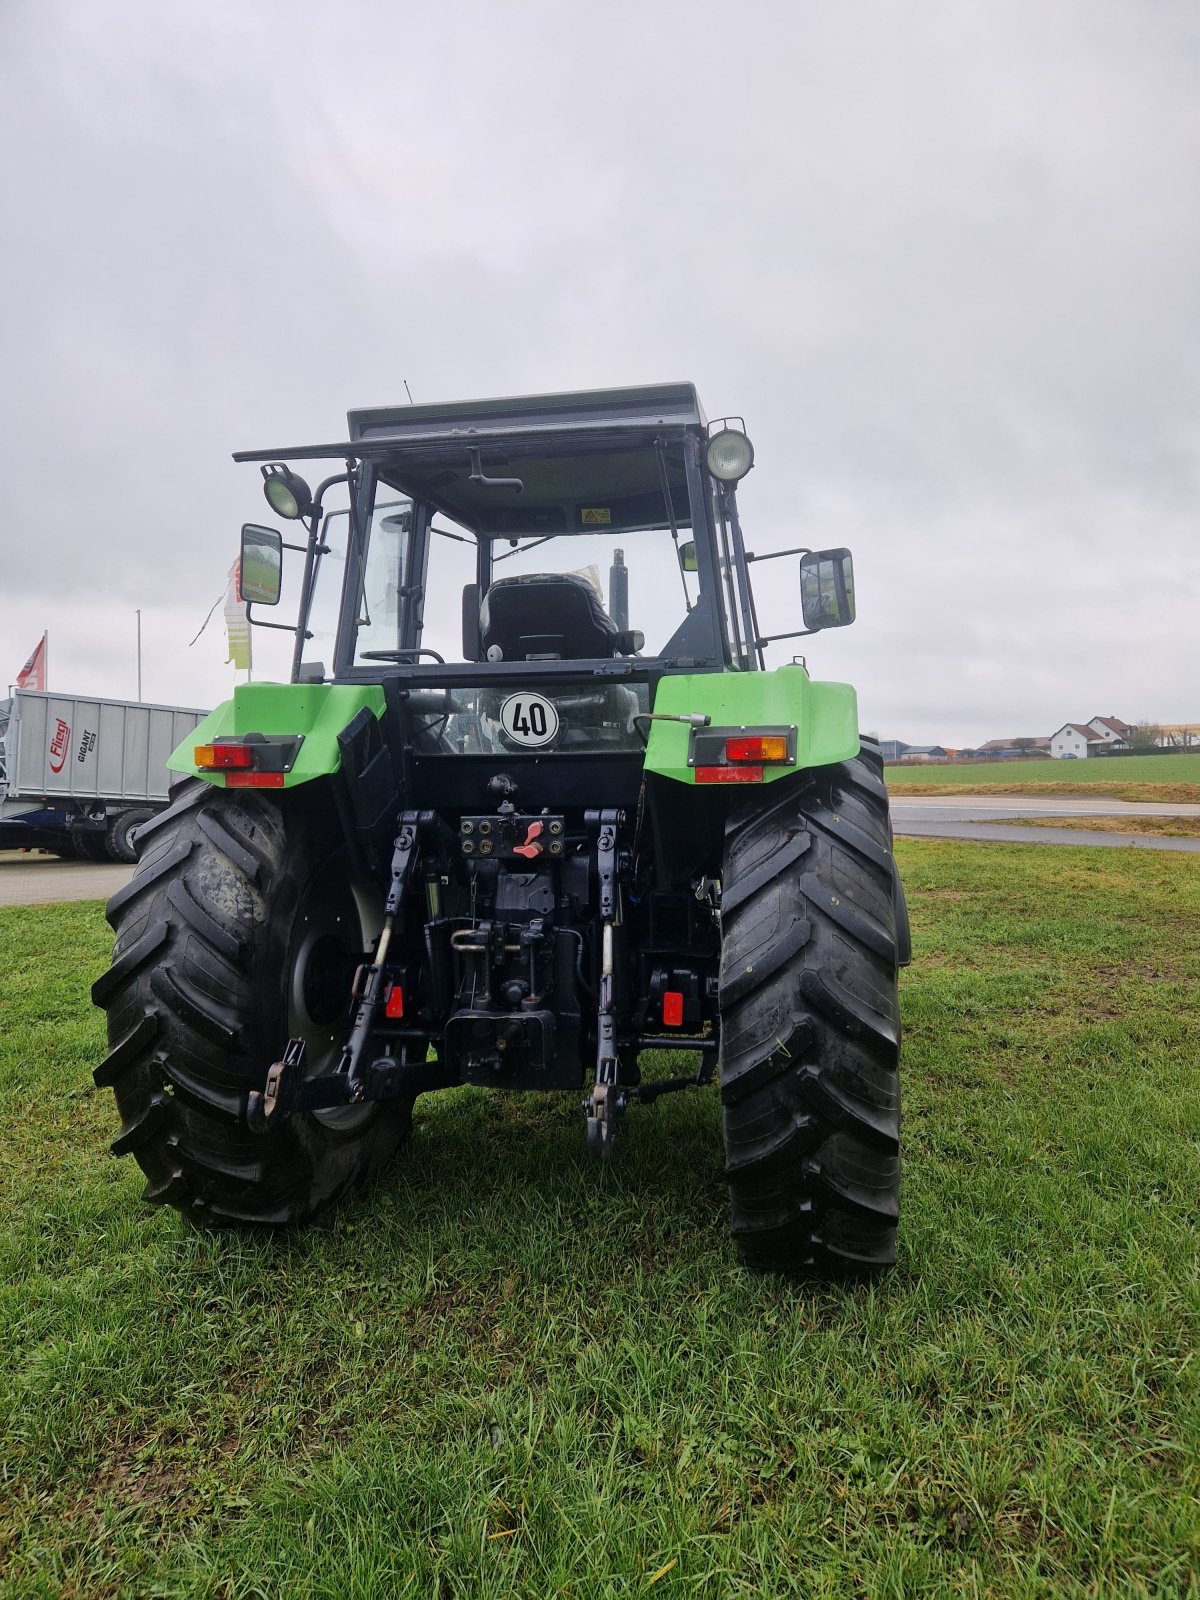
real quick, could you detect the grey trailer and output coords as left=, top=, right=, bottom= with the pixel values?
left=0, top=690, right=207, bottom=861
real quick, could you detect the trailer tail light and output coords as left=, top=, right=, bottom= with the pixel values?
left=224, top=771, right=285, bottom=788
left=695, top=765, right=763, bottom=784
left=195, top=742, right=254, bottom=769
left=662, top=990, right=684, bottom=1027
left=385, top=984, right=404, bottom=1020
left=725, top=734, right=789, bottom=764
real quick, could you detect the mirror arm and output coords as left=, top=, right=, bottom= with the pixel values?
left=745, top=545, right=812, bottom=563
left=244, top=608, right=310, bottom=636
left=311, top=470, right=352, bottom=518
left=756, top=627, right=819, bottom=647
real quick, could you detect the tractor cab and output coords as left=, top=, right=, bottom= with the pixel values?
left=234, top=385, right=856, bottom=813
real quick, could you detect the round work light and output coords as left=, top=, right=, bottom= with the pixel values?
left=705, top=428, right=755, bottom=483
left=262, top=464, right=313, bottom=520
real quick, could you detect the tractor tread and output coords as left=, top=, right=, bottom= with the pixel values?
left=103, top=840, right=195, bottom=922
left=132, top=779, right=211, bottom=846
left=158, top=1058, right=247, bottom=1121
left=94, top=782, right=412, bottom=1229
left=718, top=751, right=903, bottom=1275
left=719, top=829, right=812, bottom=916
left=94, top=1011, right=160, bottom=1089
left=794, top=800, right=896, bottom=875
left=149, top=965, right=240, bottom=1050
left=164, top=876, right=248, bottom=966
left=90, top=921, right=170, bottom=1009
left=195, top=810, right=267, bottom=885
left=110, top=1091, right=171, bottom=1156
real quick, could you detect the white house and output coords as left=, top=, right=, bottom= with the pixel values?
left=1085, top=716, right=1130, bottom=749
left=1050, top=723, right=1106, bottom=759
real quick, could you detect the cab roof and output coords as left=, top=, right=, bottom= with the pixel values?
left=348, top=381, right=705, bottom=447
left=233, top=383, right=706, bottom=465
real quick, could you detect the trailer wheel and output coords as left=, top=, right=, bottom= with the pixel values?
left=718, top=740, right=902, bottom=1273
left=91, top=779, right=411, bottom=1225
left=69, top=821, right=110, bottom=861
left=105, top=807, right=156, bottom=864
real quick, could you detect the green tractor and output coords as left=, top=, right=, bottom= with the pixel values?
left=92, top=384, right=909, bottom=1273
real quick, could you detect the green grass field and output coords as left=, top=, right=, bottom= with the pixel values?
left=886, top=753, right=1200, bottom=796
left=2, top=844, right=1199, bottom=1597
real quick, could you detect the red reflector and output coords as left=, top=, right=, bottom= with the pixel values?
left=695, top=765, right=763, bottom=784
left=662, top=990, right=684, bottom=1027
left=195, top=742, right=254, bottom=769
left=224, top=771, right=285, bottom=788
left=385, top=984, right=404, bottom=1020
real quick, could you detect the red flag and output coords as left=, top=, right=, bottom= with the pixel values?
left=16, top=633, right=46, bottom=691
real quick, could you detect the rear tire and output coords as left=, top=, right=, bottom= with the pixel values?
left=91, top=779, right=411, bottom=1225
left=718, top=739, right=902, bottom=1273
left=69, top=822, right=110, bottom=861
left=105, top=807, right=155, bottom=864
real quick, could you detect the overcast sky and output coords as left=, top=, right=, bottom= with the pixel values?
left=2, top=0, right=1197, bottom=744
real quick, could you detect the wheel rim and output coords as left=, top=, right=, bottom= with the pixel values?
left=287, top=852, right=382, bottom=1132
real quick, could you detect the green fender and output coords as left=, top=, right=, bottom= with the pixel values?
left=169, top=683, right=386, bottom=788
left=643, top=664, right=859, bottom=785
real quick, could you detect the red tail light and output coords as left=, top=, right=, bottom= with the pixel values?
left=195, top=742, right=254, bottom=770
left=725, top=734, right=789, bottom=764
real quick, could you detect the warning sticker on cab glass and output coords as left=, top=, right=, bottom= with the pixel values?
left=580, top=507, right=612, bottom=526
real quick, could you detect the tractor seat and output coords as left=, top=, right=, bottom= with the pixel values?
left=480, top=573, right=620, bottom=660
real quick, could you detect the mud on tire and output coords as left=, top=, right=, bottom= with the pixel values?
left=92, top=779, right=412, bottom=1225
left=718, top=739, right=902, bottom=1273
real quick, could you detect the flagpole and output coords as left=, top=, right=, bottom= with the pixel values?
left=136, top=610, right=142, bottom=701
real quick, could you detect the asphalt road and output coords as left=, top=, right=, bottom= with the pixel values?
left=4, top=791, right=1200, bottom=908
left=890, top=793, right=1200, bottom=852
left=0, top=853, right=131, bottom=907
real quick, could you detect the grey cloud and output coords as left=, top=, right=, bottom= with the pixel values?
left=1, top=0, right=1197, bottom=744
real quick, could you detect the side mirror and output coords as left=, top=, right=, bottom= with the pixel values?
left=678, top=540, right=698, bottom=574
left=240, top=524, right=283, bottom=605
left=800, top=548, right=855, bottom=630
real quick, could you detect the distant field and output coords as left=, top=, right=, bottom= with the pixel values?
left=887, top=753, right=1200, bottom=802
left=3, top=843, right=1200, bottom=1596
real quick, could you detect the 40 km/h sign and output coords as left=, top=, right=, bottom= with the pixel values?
left=499, top=692, right=560, bottom=748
